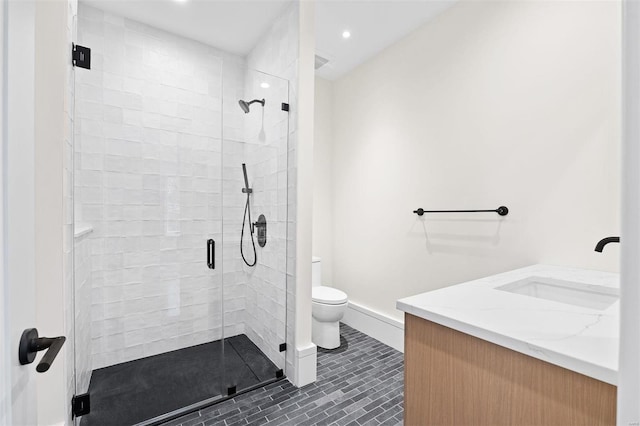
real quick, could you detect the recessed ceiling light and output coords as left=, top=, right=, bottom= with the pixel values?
left=260, top=82, right=270, bottom=89
left=342, top=30, right=351, bottom=39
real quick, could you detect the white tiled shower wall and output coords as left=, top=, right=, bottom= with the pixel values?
left=74, top=2, right=298, bottom=379
left=75, top=4, right=242, bottom=369
left=218, top=1, right=300, bottom=375
left=239, top=71, right=290, bottom=369
left=247, top=1, right=300, bottom=381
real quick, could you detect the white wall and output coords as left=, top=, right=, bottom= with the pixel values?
left=321, top=1, right=621, bottom=322
left=312, top=77, right=333, bottom=286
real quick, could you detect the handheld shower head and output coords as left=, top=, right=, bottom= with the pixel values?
left=242, top=163, right=250, bottom=192
left=238, top=98, right=265, bottom=114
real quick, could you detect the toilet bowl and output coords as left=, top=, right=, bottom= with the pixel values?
left=312, top=286, right=348, bottom=349
left=311, top=257, right=349, bottom=349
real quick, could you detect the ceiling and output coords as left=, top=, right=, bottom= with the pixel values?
left=315, top=1, right=456, bottom=80
left=80, top=0, right=455, bottom=79
left=81, top=0, right=293, bottom=55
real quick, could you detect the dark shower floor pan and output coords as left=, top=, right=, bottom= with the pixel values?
left=80, top=334, right=280, bottom=426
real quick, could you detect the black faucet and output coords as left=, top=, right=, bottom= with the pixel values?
left=595, top=236, right=620, bottom=252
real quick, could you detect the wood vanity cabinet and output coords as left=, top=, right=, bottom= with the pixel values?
left=403, top=314, right=617, bottom=426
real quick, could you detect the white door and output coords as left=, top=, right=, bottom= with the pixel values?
left=620, top=3, right=640, bottom=424
left=2, top=0, right=40, bottom=424
left=0, top=0, right=9, bottom=422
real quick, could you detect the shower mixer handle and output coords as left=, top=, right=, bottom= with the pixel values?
left=254, top=215, right=267, bottom=247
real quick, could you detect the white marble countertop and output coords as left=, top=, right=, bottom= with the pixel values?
left=396, top=265, right=619, bottom=385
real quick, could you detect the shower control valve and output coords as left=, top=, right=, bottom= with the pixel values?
left=254, top=215, right=267, bottom=247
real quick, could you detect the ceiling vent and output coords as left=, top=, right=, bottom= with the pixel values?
left=315, top=55, right=329, bottom=70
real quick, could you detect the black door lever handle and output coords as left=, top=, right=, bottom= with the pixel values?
left=19, top=328, right=66, bottom=373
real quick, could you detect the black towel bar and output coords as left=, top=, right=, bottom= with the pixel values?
left=413, top=206, right=509, bottom=216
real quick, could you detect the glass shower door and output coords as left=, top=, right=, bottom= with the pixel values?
left=72, top=5, right=226, bottom=424
left=221, top=69, right=290, bottom=395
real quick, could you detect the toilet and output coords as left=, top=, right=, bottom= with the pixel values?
left=311, top=257, right=349, bottom=349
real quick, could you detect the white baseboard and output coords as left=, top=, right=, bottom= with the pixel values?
left=293, top=342, right=317, bottom=387
left=341, top=301, right=404, bottom=352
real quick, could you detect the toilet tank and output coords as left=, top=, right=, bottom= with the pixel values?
left=312, top=257, right=322, bottom=287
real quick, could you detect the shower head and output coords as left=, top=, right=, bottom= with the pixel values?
left=238, top=98, right=265, bottom=114
left=239, top=100, right=250, bottom=113
left=242, top=163, right=250, bottom=192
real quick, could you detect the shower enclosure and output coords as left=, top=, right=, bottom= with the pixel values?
left=72, top=4, right=290, bottom=425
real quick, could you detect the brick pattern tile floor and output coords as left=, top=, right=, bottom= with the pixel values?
left=161, top=323, right=404, bottom=426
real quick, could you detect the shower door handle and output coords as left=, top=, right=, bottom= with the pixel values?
left=207, top=239, right=215, bottom=269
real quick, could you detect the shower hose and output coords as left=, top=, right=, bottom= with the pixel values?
left=241, top=192, right=257, bottom=267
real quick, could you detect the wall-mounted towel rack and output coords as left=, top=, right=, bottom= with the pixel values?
left=413, top=206, right=509, bottom=216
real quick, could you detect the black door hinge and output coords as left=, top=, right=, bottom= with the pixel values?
left=72, top=44, right=91, bottom=69
left=279, top=343, right=287, bottom=352
left=72, top=393, right=90, bottom=418
left=281, top=103, right=289, bottom=112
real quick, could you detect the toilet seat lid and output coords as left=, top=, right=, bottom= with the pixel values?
left=312, top=286, right=348, bottom=305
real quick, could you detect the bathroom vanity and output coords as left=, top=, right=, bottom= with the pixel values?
left=397, top=265, right=619, bottom=425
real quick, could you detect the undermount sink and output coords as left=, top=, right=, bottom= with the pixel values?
left=496, top=276, right=619, bottom=310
